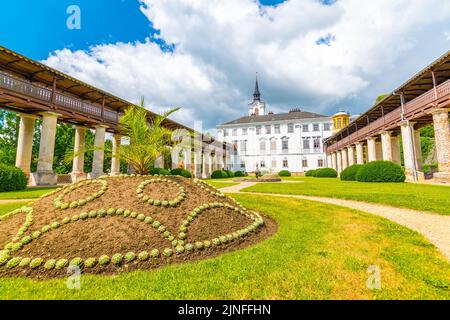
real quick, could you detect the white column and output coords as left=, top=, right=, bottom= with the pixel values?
left=194, top=150, right=202, bottom=177
left=341, top=148, right=348, bottom=170
left=381, top=131, right=393, bottom=161
left=331, top=152, right=337, bottom=170
left=326, top=154, right=332, bottom=168
left=31, top=112, right=60, bottom=186
left=88, top=125, right=107, bottom=179
left=15, top=114, right=37, bottom=176
left=432, top=108, right=450, bottom=182
left=337, top=150, right=342, bottom=174
left=155, top=155, right=164, bottom=168
left=110, top=134, right=121, bottom=176
left=355, top=142, right=364, bottom=164
left=202, top=152, right=209, bottom=178
left=70, top=126, right=87, bottom=182
left=347, top=145, right=355, bottom=166
left=401, top=121, right=421, bottom=181
left=367, top=138, right=377, bottom=162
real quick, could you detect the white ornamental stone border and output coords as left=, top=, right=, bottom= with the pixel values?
left=136, top=178, right=186, bottom=207
left=54, top=179, right=109, bottom=210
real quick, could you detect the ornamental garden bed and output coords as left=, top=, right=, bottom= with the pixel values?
left=0, top=175, right=276, bottom=279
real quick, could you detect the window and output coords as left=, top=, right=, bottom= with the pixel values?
left=256, top=126, right=261, bottom=135
left=260, top=139, right=266, bottom=154
left=287, top=123, right=294, bottom=133
left=240, top=161, right=245, bottom=168
left=283, top=159, right=288, bottom=168
left=274, top=124, right=280, bottom=134
left=313, top=123, right=320, bottom=132
left=271, top=159, right=277, bottom=168
left=260, top=160, right=266, bottom=168
left=265, top=125, right=271, bottom=134
left=302, top=159, right=308, bottom=167
left=318, top=159, right=324, bottom=167
left=223, top=129, right=228, bottom=137
left=282, top=137, right=289, bottom=153
left=232, top=129, right=237, bottom=136
left=270, top=138, right=277, bottom=153
left=303, top=138, right=310, bottom=150
left=302, top=124, right=309, bottom=132
left=313, top=137, right=321, bottom=150
left=337, top=119, right=341, bottom=128
left=240, top=140, right=247, bottom=152
left=232, top=140, right=238, bottom=149
left=242, top=128, right=248, bottom=136
left=323, top=123, right=331, bottom=131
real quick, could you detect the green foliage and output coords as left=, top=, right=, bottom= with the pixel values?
left=19, top=257, right=31, bottom=268
left=125, top=252, right=136, bottom=263
left=69, top=257, right=83, bottom=267
left=163, top=248, right=173, bottom=257
left=84, top=258, right=97, bottom=268
left=356, top=161, right=405, bottom=183
left=278, top=170, right=292, bottom=177
left=98, top=255, right=110, bottom=266
left=44, top=259, right=56, bottom=270
left=305, top=170, right=315, bottom=177
left=30, top=258, right=43, bottom=269
left=375, top=94, right=388, bottom=103
left=170, top=168, right=192, bottom=178
left=0, top=164, right=27, bottom=192
left=111, top=253, right=123, bottom=265
left=55, top=259, right=68, bottom=270
left=224, top=170, right=234, bottom=178
left=6, top=257, right=22, bottom=269
left=234, top=171, right=245, bottom=177
left=0, top=250, right=11, bottom=266
left=150, top=249, right=160, bottom=258
left=340, top=164, right=363, bottom=181
left=312, top=168, right=338, bottom=178
left=150, top=167, right=170, bottom=176
left=211, top=170, right=229, bottom=179
left=423, top=163, right=439, bottom=172
left=138, top=251, right=149, bottom=261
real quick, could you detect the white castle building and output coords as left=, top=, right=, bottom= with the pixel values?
left=217, top=78, right=335, bottom=174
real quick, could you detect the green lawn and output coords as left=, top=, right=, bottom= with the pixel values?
left=242, top=177, right=450, bottom=215
left=0, top=202, right=31, bottom=216
left=0, top=194, right=448, bottom=299
left=0, top=187, right=57, bottom=200
left=205, top=181, right=239, bottom=189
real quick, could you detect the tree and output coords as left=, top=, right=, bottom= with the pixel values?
left=375, top=94, right=388, bottom=104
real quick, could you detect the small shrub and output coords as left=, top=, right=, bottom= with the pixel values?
left=150, top=167, right=170, bottom=176
left=98, top=255, right=110, bottom=266
left=234, top=171, right=245, bottom=177
left=150, top=249, right=160, bottom=258
left=55, top=259, right=68, bottom=270
left=125, top=252, right=136, bottom=262
left=278, top=170, right=292, bottom=177
left=211, top=170, right=228, bottom=179
left=340, top=164, right=363, bottom=181
left=312, top=168, right=338, bottom=178
left=30, top=258, right=43, bottom=269
left=111, top=253, right=123, bottom=265
left=224, top=170, right=234, bottom=178
left=84, top=258, right=97, bottom=268
left=356, top=161, right=406, bottom=183
left=170, top=168, right=192, bottom=178
left=6, top=257, right=21, bottom=269
left=44, top=259, right=56, bottom=270
left=305, top=169, right=316, bottom=177
left=0, top=164, right=27, bottom=192
left=19, top=257, right=31, bottom=268
left=138, top=251, right=149, bottom=261
left=69, top=257, right=83, bottom=267
left=163, top=248, right=173, bottom=257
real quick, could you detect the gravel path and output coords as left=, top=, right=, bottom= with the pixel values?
left=220, top=182, right=450, bottom=261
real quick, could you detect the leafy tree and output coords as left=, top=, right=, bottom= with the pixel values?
left=375, top=94, right=388, bottom=103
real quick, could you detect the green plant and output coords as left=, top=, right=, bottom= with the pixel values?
left=19, top=257, right=31, bottom=268
left=170, top=168, right=192, bottom=178
left=111, top=253, right=123, bottom=265
left=278, top=170, right=292, bottom=177
left=55, top=259, right=68, bottom=270
left=6, top=257, right=21, bottom=269
left=0, top=164, right=27, bottom=192
left=163, top=248, right=173, bottom=257
left=69, top=257, right=83, bottom=267
left=44, top=259, right=56, bottom=270
left=234, top=171, right=245, bottom=177
left=340, top=164, right=363, bottom=181
left=150, top=168, right=170, bottom=176
left=305, top=169, right=316, bottom=177
left=84, top=258, right=97, bottom=268
left=138, top=251, right=149, bottom=261
left=211, top=170, right=228, bottom=179
left=150, top=249, right=159, bottom=258
left=312, top=168, right=338, bottom=178
left=224, top=170, right=234, bottom=178
left=125, top=252, right=136, bottom=262
left=30, top=258, right=43, bottom=269
left=98, top=255, right=110, bottom=266
left=356, top=161, right=406, bottom=183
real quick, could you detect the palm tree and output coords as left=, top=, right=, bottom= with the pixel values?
left=67, top=98, right=180, bottom=175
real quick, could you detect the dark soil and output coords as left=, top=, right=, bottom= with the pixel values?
left=0, top=176, right=277, bottom=279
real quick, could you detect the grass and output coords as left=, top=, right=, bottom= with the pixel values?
left=242, top=177, right=450, bottom=215
left=205, top=181, right=239, bottom=189
left=0, top=194, right=448, bottom=299
left=0, top=187, right=57, bottom=200
left=0, top=202, right=31, bottom=216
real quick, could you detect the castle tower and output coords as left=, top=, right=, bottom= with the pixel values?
left=248, top=73, right=266, bottom=116
left=332, top=110, right=350, bottom=134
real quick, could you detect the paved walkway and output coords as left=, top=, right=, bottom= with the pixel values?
left=221, top=182, right=450, bottom=261
left=0, top=199, right=35, bottom=204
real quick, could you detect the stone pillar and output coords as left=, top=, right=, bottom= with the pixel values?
left=217, top=151, right=224, bottom=171
left=367, top=138, right=377, bottom=162
left=70, top=126, right=87, bottom=182
left=431, top=108, right=450, bottom=182
left=202, top=152, right=209, bottom=178
left=337, top=150, right=342, bottom=174
left=326, top=154, right=332, bottom=168
left=413, top=129, right=423, bottom=171
left=401, top=121, right=423, bottom=181
left=110, top=134, right=121, bottom=176
left=194, top=150, right=202, bottom=177
left=15, top=114, right=37, bottom=176
left=88, top=125, right=107, bottom=179
left=381, top=131, right=393, bottom=161
left=391, top=135, right=401, bottom=165
left=355, top=143, right=364, bottom=164
left=341, top=148, right=348, bottom=170
left=347, top=145, right=355, bottom=166
left=331, top=152, right=337, bottom=171
left=31, top=112, right=60, bottom=186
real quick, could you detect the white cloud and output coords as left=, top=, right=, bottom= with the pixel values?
left=43, top=0, right=450, bottom=129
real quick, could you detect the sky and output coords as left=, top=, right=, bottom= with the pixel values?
left=1, top=0, right=450, bottom=135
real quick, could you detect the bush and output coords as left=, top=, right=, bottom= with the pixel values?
left=0, top=164, right=28, bottom=192
left=312, top=168, right=338, bottom=178
left=170, top=168, right=192, bottom=178
left=278, top=170, right=292, bottom=177
left=150, top=167, right=170, bottom=176
left=224, top=170, right=234, bottom=178
left=234, top=171, right=245, bottom=177
left=356, top=161, right=405, bottom=183
left=305, top=170, right=316, bottom=177
left=340, top=164, right=363, bottom=181
left=211, top=170, right=228, bottom=179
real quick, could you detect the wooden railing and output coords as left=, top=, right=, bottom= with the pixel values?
left=0, top=71, right=119, bottom=123
left=326, top=79, right=450, bottom=153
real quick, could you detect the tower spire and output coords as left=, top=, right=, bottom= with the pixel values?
left=253, top=72, right=261, bottom=101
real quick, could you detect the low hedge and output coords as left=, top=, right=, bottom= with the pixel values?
left=170, top=168, right=192, bottom=178
left=340, top=164, right=363, bottom=181
left=224, top=170, right=234, bottom=178
left=356, top=161, right=405, bottom=183
left=211, top=170, right=228, bottom=179
left=234, top=171, right=245, bottom=177
left=150, top=167, right=170, bottom=176
left=0, top=164, right=28, bottom=192
left=278, top=170, right=292, bottom=177
left=305, top=170, right=315, bottom=177
left=312, top=168, right=338, bottom=178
